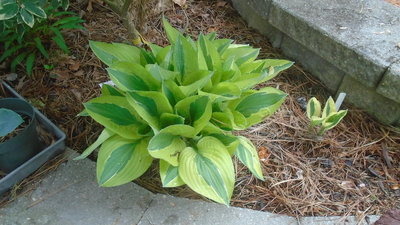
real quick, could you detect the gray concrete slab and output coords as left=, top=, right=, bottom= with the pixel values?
left=138, top=194, right=298, bottom=225
left=377, top=61, right=400, bottom=102
left=0, top=151, right=154, bottom=225
left=0, top=149, right=380, bottom=225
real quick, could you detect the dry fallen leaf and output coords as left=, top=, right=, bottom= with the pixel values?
left=172, top=0, right=186, bottom=7
left=340, top=180, right=356, bottom=189
left=258, top=146, right=271, bottom=162
left=216, top=1, right=227, bottom=7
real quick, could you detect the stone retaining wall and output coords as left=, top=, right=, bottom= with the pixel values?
left=232, top=0, right=400, bottom=125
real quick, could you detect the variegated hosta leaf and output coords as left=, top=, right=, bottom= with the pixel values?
left=175, top=95, right=212, bottom=134
left=127, top=91, right=173, bottom=131
left=262, top=59, right=294, bottom=81
left=97, top=136, right=153, bottom=187
left=310, top=116, right=324, bottom=127
left=322, top=97, right=337, bottom=118
left=212, top=39, right=233, bottom=55
left=162, top=17, right=181, bottom=45
left=199, top=82, right=241, bottom=102
left=179, top=71, right=214, bottom=96
left=160, top=112, right=185, bottom=128
left=84, top=96, right=150, bottom=139
left=321, top=110, right=347, bottom=132
left=159, top=160, right=185, bottom=187
left=148, top=132, right=186, bottom=166
left=75, top=129, right=115, bottom=160
left=108, top=62, right=160, bottom=91
left=221, top=45, right=259, bottom=66
left=173, top=35, right=198, bottom=77
left=198, top=34, right=222, bottom=73
left=179, top=137, right=235, bottom=205
left=159, top=124, right=197, bottom=138
left=239, top=60, right=266, bottom=74
left=146, top=64, right=178, bottom=81
left=101, top=84, right=124, bottom=96
left=306, top=97, right=321, bottom=120
left=232, top=71, right=269, bottom=91
left=235, top=136, right=264, bottom=180
left=229, top=87, right=287, bottom=128
left=209, top=133, right=239, bottom=156
left=89, top=41, right=140, bottom=66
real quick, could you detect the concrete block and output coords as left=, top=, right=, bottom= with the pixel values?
left=280, top=35, right=344, bottom=93
left=0, top=150, right=154, bottom=225
left=138, top=194, right=298, bottom=225
left=267, top=0, right=400, bottom=87
left=231, top=0, right=283, bottom=48
left=377, top=61, right=400, bottom=103
left=338, top=76, right=400, bottom=125
left=300, top=215, right=379, bottom=225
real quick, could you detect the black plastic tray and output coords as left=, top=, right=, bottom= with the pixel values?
left=0, top=81, right=66, bottom=195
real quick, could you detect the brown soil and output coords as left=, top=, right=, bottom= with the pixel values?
left=0, top=0, right=399, bottom=219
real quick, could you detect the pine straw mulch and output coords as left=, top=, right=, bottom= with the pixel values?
left=0, top=0, right=399, bottom=219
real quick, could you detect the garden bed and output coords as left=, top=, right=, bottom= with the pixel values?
left=0, top=0, right=399, bottom=218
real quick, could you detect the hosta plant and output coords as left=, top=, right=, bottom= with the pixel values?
left=0, top=0, right=84, bottom=75
left=306, top=96, right=347, bottom=136
left=77, top=18, right=293, bottom=205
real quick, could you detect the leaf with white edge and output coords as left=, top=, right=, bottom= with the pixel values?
left=235, top=136, right=264, bottom=180
left=0, top=2, right=18, bottom=20
left=175, top=95, right=212, bottom=133
left=232, top=71, right=269, bottom=91
left=173, top=36, right=197, bottom=77
left=162, top=80, right=186, bottom=106
left=179, top=136, right=235, bottom=205
left=306, top=97, right=321, bottom=120
left=0, top=108, right=23, bottom=137
left=239, top=60, right=265, bottom=74
left=148, top=132, right=186, bottom=166
left=198, top=34, right=222, bottom=72
left=162, top=17, right=181, bottom=45
left=211, top=109, right=235, bottom=131
left=160, top=160, right=185, bottom=187
left=97, top=136, right=152, bottom=187
left=222, top=46, right=259, bottom=66
left=84, top=96, right=149, bottom=139
left=155, top=46, right=173, bottom=69
left=74, top=129, right=115, bottom=160
left=261, top=59, right=294, bottom=81
left=209, top=133, right=239, bottom=156
left=20, top=8, right=34, bottom=27
left=212, top=39, right=233, bottom=55
left=158, top=124, right=197, bottom=138
left=127, top=91, right=173, bottom=131
left=24, top=2, right=46, bottom=18
left=321, top=110, right=347, bottom=132
left=199, top=82, right=241, bottom=102
left=322, top=97, right=337, bottom=118
left=89, top=41, right=141, bottom=66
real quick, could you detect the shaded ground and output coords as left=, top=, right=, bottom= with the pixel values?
left=0, top=0, right=399, bottom=218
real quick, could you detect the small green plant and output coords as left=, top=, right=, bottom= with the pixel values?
left=77, top=18, right=293, bottom=205
left=0, top=108, right=23, bottom=137
left=306, top=96, right=347, bottom=136
left=0, top=0, right=84, bottom=75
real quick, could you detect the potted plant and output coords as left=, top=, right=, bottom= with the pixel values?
left=0, top=98, right=42, bottom=173
left=0, top=81, right=66, bottom=195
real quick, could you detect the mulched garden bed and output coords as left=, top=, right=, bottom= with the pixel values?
left=0, top=0, right=399, bottom=219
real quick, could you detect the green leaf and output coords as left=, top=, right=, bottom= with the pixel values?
left=209, top=133, right=239, bottom=156
left=146, top=64, right=178, bottom=81
left=160, top=112, right=185, bottom=128
left=148, top=132, right=186, bottom=166
left=24, top=2, right=46, bottom=18
left=162, top=17, right=181, bottom=44
left=20, top=8, right=34, bottom=28
left=52, top=36, right=69, bottom=54
left=53, top=16, right=82, bottom=26
left=160, top=160, right=185, bottom=187
left=157, top=124, right=197, bottom=138
left=235, top=136, right=264, bottom=180
left=34, top=37, right=49, bottom=59
left=222, top=45, right=259, bottom=66
left=109, top=62, right=159, bottom=91
left=84, top=96, right=149, bottom=139
left=11, top=52, right=27, bottom=72
left=162, top=80, right=185, bottom=106
left=97, top=136, right=153, bottom=187
left=179, top=137, right=235, bottom=205
left=175, top=95, right=212, bottom=133
left=0, top=108, right=23, bottom=137
left=321, top=110, right=347, bottom=132
left=101, top=84, right=124, bottom=97
left=74, top=129, right=115, bottom=160
left=61, top=0, right=69, bottom=10
left=0, top=2, right=18, bottom=20
left=322, top=97, right=336, bottom=118
left=127, top=91, right=173, bottom=131
left=261, top=59, right=294, bottom=81
left=198, top=34, right=222, bottom=73
left=89, top=41, right=141, bottom=66
left=25, top=52, right=35, bottom=75
left=0, top=45, right=22, bottom=62
left=306, top=97, right=321, bottom=120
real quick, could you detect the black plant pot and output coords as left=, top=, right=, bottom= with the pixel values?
left=0, top=98, right=42, bottom=173
left=0, top=81, right=66, bottom=195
